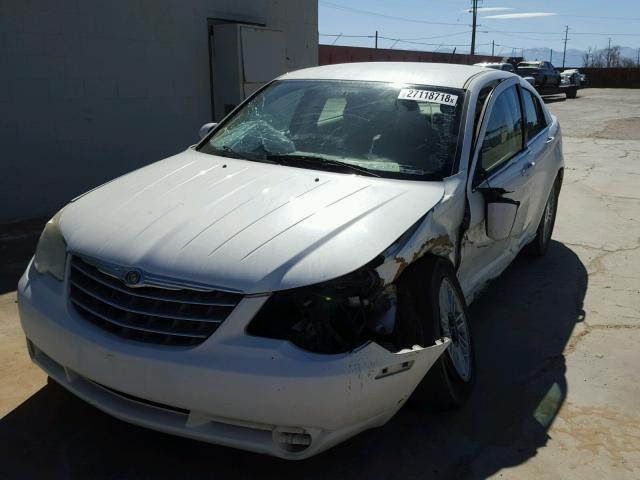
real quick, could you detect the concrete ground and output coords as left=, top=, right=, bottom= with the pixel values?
left=1, top=88, right=638, bottom=479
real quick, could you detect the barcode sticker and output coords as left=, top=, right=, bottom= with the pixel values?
left=397, top=89, right=458, bottom=106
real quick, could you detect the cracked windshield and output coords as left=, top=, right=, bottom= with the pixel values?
left=200, top=80, right=464, bottom=180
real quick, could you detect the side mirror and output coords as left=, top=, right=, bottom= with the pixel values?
left=198, top=122, right=217, bottom=140
left=480, top=188, right=520, bottom=240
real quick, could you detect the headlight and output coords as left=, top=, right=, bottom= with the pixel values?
left=247, top=261, right=398, bottom=354
left=33, top=209, right=67, bottom=281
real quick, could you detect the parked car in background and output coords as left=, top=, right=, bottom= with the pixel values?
left=19, top=62, right=563, bottom=460
left=561, top=69, right=582, bottom=88
left=517, top=61, right=561, bottom=87
left=474, top=62, right=515, bottom=72
left=580, top=72, right=588, bottom=87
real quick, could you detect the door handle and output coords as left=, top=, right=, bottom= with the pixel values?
left=546, top=136, right=555, bottom=144
left=521, top=161, right=536, bottom=175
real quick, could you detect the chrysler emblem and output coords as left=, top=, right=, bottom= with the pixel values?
left=123, top=269, right=142, bottom=286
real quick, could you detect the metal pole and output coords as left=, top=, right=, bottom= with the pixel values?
left=492, top=40, right=494, bottom=56
left=470, top=0, right=477, bottom=55
left=375, top=30, right=378, bottom=49
left=562, top=25, right=569, bottom=67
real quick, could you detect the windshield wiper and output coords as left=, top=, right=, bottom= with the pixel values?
left=265, top=154, right=381, bottom=177
left=214, top=145, right=279, bottom=164
left=216, top=145, right=247, bottom=159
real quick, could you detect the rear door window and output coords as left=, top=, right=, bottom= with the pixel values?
left=521, top=89, right=547, bottom=142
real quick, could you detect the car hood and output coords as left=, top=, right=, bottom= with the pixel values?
left=61, top=149, right=445, bottom=294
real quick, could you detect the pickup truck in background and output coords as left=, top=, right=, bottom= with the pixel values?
left=517, top=61, right=561, bottom=88
left=517, top=61, right=578, bottom=99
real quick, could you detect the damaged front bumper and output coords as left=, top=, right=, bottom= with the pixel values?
left=18, top=262, right=449, bottom=459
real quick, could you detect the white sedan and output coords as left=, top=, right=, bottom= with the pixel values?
left=19, top=62, right=563, bottom=459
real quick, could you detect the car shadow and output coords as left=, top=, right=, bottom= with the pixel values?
left=0, top=240, right=586, bottom=479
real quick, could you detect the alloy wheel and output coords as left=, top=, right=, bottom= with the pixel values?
left=438, top=278, right=472, bottom=381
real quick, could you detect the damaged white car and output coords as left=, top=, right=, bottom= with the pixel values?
left=18, top=62, right=563, bottom=459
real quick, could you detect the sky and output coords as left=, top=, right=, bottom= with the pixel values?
left=319, top=0, right=640, bottom=57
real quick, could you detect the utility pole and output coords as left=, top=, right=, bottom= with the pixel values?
left=550, top=48, right=553, bottom=63
left=637, top=47, right=639, bottom=66
left=375, top=30, right=378, bottom=49
left=470, top=0, right=478, bottom=55
left=562, top=25, right=569, bottom=67
left=491, top=40, right=494, bottom=56
left=607, top=37, right=612, bottom=67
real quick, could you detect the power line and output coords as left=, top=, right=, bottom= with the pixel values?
left=553, top=13, right=640, bottom=21
left=381, top=36, right=492, bottom=47
left=496, top=31, right=565, bottom=43
left=319, top=33, right=491, bottom=48
left=486, top=29, right=640, bottom=37
left=319, top=34, right=376, bottom=39
left=321, top=31, right=474, bottom=41
left=319, top=1, right=470, bottom=27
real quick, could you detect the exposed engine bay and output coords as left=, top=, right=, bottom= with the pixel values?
left=247, top=259, right=404, bottom=354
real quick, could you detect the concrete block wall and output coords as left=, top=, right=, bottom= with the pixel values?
left=0, top=0, right=318, bottom=223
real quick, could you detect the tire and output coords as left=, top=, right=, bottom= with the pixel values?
left=526, top=177, right=560, bottom=256
left=395, top=257, right=476, bottom=410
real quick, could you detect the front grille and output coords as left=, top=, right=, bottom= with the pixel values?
left=69, top=256, right=243, bottom=346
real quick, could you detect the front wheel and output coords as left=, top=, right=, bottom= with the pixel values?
left=396, top=257, right=476, bottom=410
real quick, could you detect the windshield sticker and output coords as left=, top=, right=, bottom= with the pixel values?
left=397, top=89, right=458, bottom=106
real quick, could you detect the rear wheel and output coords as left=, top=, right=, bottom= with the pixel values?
left=395, top=257, right=475, bottom=410
left=526, top=178, right=559, bottom=256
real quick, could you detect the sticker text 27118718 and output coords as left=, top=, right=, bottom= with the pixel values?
left=397, top=89, right=458, bottom=107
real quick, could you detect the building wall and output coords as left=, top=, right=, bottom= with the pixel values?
left=0, top=0, right=318, bottom=223
left=319, top=44, right=502, bottom=67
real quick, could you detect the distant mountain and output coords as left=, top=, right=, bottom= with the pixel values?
left=389, top=45, right=638, bottom=68
left=521, top=48, right=585, bottom=68
left=491, top=46, right=638, bottom=68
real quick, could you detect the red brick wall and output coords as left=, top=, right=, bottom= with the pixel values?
left=319, top=44, right=503, bottom=66
left=577, top=68, right=640, bottom=88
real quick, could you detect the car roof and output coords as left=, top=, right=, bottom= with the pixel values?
left=279, top=62, right=502, bottom=89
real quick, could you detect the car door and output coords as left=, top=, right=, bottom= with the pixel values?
left=519, top=86, right=556, bottom=240
left=541, top=62, right=550, bottom=85
left=458, top=77, right=536, bottom=299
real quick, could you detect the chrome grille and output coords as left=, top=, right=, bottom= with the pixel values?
left=69, top=256, right=243, bottom=346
